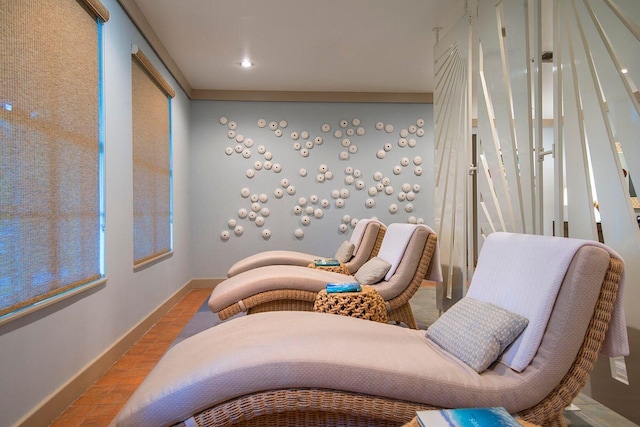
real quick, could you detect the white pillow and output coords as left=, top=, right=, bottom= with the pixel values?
left=426, top=297, right=528, bottom=373
left=354, top=257, right=391, bottom=285
left=334, top=240, right=355, bottom=263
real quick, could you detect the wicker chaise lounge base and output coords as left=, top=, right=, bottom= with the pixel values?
left=115, top=233, right=625, bottom=427
left=177, top=258, right=621, bottom=427
left=213, top=229, right=437, bottom=329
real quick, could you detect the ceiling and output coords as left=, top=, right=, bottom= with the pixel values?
left=130, top=0, right=466, bottom=95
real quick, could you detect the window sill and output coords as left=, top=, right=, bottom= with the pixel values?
left=133, top=250, right=173, bottom=272
left=0, top=277, right=108, bottom=327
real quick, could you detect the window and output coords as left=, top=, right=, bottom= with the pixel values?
left=0, top=0, right=109, bottom=322
left=131, top=46, right=175, bottom=268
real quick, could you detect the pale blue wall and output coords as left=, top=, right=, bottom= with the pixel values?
left=189, top=101, right=434, bottom=278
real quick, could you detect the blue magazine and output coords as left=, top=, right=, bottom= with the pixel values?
left=326, top=283, right=361, bottom=293
left=416, top=407, right=520, bottom=427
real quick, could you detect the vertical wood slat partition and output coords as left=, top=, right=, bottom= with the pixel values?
left=554, top=0, right=640, bottom=330
left=435, top=0, right=540, bottom=300
left=435, top=0, right=640, bottom=338
left=131, top=47, right=174, bottom=267
left=0, top=0, right=108, bottom=319
left=434, top=13, right=473, bottom=298
left=475, top=0, right=537, bottom=244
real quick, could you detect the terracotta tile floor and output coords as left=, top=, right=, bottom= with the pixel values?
left=50, top=288, right=212, bottom=427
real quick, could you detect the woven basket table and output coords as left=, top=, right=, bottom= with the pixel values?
left=307, top=262, right=350, bottom=275
left=313, top=285, right=388, bottom=323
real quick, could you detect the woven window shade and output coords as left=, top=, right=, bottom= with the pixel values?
left=0, top=0, right=106, bottom=317
left=132, top=51, right=172, bottom=266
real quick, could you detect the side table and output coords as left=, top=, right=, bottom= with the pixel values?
left=307, top=261, right=349, bottom=275
left=313, top=285, right=388, bottom=323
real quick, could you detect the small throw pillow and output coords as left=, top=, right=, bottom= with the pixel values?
left=426, top=297, right=528, bottom=373
left=334, top=240, right=355, bottom=263
left=354, top=257, right=392, bottom=285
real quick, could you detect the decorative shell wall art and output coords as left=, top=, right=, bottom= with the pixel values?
left=217, top=113, right=427, bottom=242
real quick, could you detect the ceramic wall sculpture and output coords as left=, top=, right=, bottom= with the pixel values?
left=217, top=114, right=427, bottom=241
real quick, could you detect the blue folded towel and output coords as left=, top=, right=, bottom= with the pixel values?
left=326, top=282, right=361, bottom=293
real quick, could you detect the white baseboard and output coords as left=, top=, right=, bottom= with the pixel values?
left=15, top=279, right=200, bottom=427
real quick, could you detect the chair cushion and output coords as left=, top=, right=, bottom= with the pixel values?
left=355, top=257, right=391, bottom=285
left=426, top=297, right=528, bottom=372
left=350, top=218, right=372, bottom=255
left=334, top=240, right=355, bottom=263
left=466, top=232, right=600, bottom=372
left=226, top=250, right=319, bottom=277
left=209, top=266, right=354, bottom=313
left=376, top=223, right=419, bottom=280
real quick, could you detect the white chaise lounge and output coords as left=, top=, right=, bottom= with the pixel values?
left=209, top=223, right=441, bottom=327
left=114, top=232, right=628, bottom=427
left=226, top=219, right=386, bottom=277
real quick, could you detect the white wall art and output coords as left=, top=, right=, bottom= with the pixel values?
left=191, top=102, right=431, bottom=277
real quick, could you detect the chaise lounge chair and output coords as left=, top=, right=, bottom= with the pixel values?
left=114, top=232, right=628, bottom=427
left=226, top=218, right=386, bottom=277
left=209, top=223, right=442, bottom=328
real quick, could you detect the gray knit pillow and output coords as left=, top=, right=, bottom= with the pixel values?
left=334, top=240, right=355, bottom=263
left=354, top=257, right=391, bottom=285
left=426, top=297, right=529, bottom=373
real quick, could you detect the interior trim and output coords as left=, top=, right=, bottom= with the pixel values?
left=133, top=250, right=174, bottom=272
left=191, top=90, right=433, bottom=103
left=117, top=1, right=433, bottom=104
left=131, top=45, right=176, bottom=98
left=14, top=279, right=205, bottom=427
left=81, top=0, right=110, bottom=22
left=117, top=0, right=192, bottom=97
left=0, top=278, right=107, bottom=328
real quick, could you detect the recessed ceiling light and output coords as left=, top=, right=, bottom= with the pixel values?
left=241, top=59, right=253, bottom=68
left=621, top=68, right=628, bottom=74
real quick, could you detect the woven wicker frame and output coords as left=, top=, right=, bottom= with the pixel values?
left=217, top=225, right=388, bottom=321
left=369, top=225, right=386, bottom=258
left=178, top=257, right=622, bottom=427
left=386, top=233, right=437, bottom=328
left=313, top=286, right=388, bottom=323
left=306, top=262, right=350, bottom=275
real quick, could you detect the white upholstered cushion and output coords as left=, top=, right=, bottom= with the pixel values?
left=467, top=232, right=617, bottom=372
left=354, top=257, right=391, bottom=285
left=334, top=240, right=355, bottom=263
left=349, top=218, right=371, bottom=255
left=376, top=223, right=419, bottom=280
